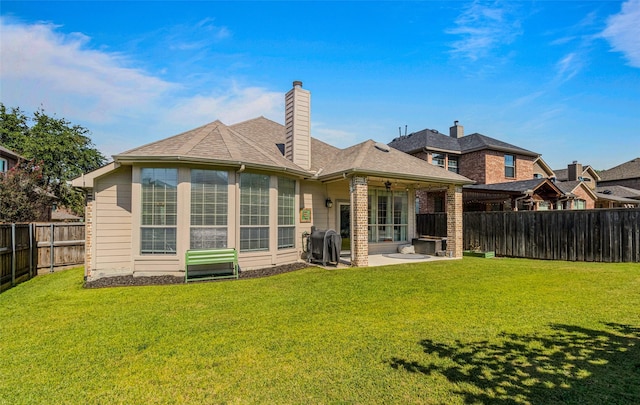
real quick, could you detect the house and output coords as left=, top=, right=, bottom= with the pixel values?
left=72, top=81, right=473, bottom=281
left=533, top=156, right=555, bottom=179
left=554, top=180, right=597, bottom=209
left=387, top=122, right=567, bottom=212
left=552, top=161, right=600, bottom=190
left=598, top=157, right=640, bottom=190
left=0, top=144, right=22, bottom=173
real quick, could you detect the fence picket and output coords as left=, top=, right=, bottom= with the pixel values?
left=417, top=208, right=640, bottom=263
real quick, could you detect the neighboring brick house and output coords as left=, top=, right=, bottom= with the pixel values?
left=388, top=122, right=554, bottom=212
left=0, top=144, right=22, bottom=173
left=598, top=157, right=640, bottom=190
left=552, top=161, right=600, bottom=190
left=554, top=181, right=597, bottom=209
left=72, top=82, right=472, bottom=281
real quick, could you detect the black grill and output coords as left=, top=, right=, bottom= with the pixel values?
left=307, top=229, right=341, bottom=266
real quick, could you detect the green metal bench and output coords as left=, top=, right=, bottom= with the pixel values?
left=185, top=248, right=239, bottom=282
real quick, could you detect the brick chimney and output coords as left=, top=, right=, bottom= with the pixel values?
left=285, top=81, right=311, bottom=171
left=567, top=161, right=583, bottom=181
left=449, top=120, right=464, bottom=138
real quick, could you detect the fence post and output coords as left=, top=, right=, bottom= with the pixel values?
left=29, top=223, right=34, bottom=278
left=11, top=223, right=16, bottom=286
left=50, top=223, right=55, bottom=273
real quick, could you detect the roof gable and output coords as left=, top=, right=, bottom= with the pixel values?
left=317, top=140, right=473, bottom=184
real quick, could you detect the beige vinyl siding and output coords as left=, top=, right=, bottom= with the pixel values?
left=94, top=166, right=132, bottom=272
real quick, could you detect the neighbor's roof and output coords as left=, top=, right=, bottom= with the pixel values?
left=0, top=144, right=24, bottom=159
left=555, top=180, right=597, bottom=200
left=595, top=185, right=640, bottom=200
left=599, top=157, right=640, bottom=181
left=464, top=178, right=561, bottom=194
left=553, top=165, right=600, bottom=182
left=594, top=192, right=640, bottom=204
left=388, top=129, right=539, bottom=157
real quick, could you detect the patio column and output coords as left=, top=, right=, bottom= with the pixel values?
left=446, top=184, right=463, bottom=258
left=350, top=176, right=369, bottom=267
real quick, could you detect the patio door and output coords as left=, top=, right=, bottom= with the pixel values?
left=338, top=202, right=350, bottom=253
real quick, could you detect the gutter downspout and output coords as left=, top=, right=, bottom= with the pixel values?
left=513, top=189, right=534, bottom=211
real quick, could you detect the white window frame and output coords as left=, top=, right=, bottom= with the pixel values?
left=277, top=177, right=296, bottom=249
left=140, top=168, right=178, bottom=255
left=239, top=172, right=270, bottom=252
left=190, top=169, right=228, bottom=250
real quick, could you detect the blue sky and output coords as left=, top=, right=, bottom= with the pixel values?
left=1, top=1, right=639, bottom=171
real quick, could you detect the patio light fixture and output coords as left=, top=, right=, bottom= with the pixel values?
left=325, top=198, right=333, bottom=208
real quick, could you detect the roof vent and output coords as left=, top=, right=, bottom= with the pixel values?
left=374, top=142, right=390, bottom=152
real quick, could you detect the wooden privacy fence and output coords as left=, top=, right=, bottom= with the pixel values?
left=417, top=208, right=640, bottom=263
left=0, top=223, right=85, bottom=292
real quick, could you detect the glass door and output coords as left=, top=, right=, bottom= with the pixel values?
left=339, top=202, right=350, bottom=252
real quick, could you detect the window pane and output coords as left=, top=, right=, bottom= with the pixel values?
left=240, top=173, right=270, bottom=251
left=505, top=154, right=515, bottom=178
left=191, top=169, right=228, bottom=226
left=448, top=156, right=459, bottom=173
left=278, top=177, right=295, bottom=226
left=278, top=226, right=295, bottom=249
left=141, top=168, right=178, bottom=226
left=141, top=227, right=176, bottom=254
left=432, top=153, right=445, bottom=168
left=240, top=227, right=269, bottom=251
left=140, top=168, right=177, bottom=255
left=190, top=228, right=227, bottom=250
left=240, top=173, right=270, bottom=226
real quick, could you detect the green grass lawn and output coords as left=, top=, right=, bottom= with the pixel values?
left=1, top=258, right=639, bottom=404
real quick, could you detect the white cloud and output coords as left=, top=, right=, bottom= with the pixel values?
left=311, top=123, right=359, bottom=149
left=0, top=17, right=175, bottom=122
left=0, top=18, right=282, bottom=156
left=447, top=1, right=522, bottom=61
left=168, top=85, right=283, bottom=125
left=555, top=52, right=583, bottom=83
left=601, top=0, right=640, bottom=67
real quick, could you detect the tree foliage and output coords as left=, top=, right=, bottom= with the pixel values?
left=0, top=160, right=54, bottom=223
left=0, top=104, right=106, bottom=216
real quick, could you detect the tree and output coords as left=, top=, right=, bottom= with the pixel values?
left=0, top=160, right=54, bottom=223
left=0, top=104, right=106, bottom=216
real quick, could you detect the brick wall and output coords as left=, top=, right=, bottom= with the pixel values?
left=350, top=176, right=369, bottom=267
left=84, top=197, right=93, bottom=279
left=460, top=150, right=535, bottom=184
left=571, top=186, right=596, bottom=209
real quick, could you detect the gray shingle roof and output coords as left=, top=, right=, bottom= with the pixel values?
left=595, top=185, right=640, bottom=199
left=114, top=117, right=473, bottom=185
left=464, top=178, right=556, bottom=193
left=555, top=180, right=582, bottom=194
left=388, top=129, right=539, bottom=157
left=599, top=157, right=640, bottom=181
left=317, top=140, right=473, bottom=184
